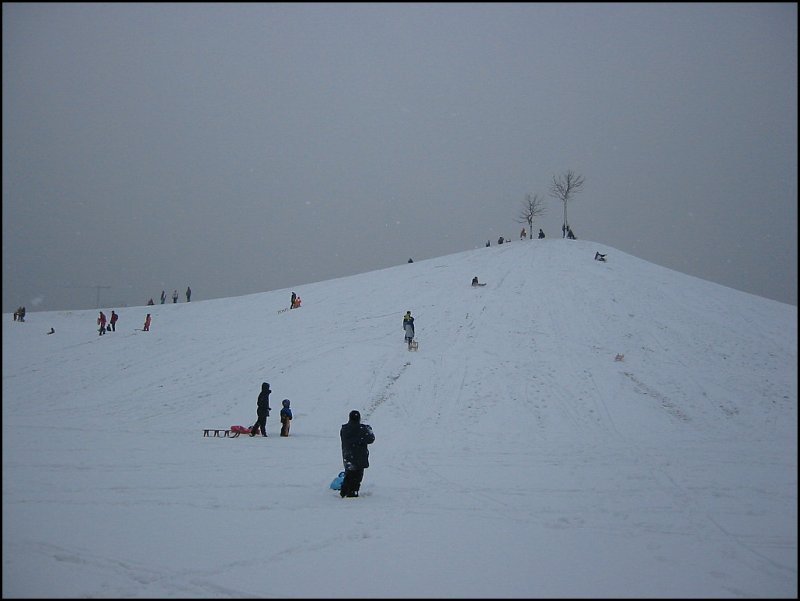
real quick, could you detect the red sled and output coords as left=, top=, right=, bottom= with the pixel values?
left=230, top=425, right=251, bottom=434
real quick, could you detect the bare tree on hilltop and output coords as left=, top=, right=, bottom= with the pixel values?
left=516, top=193, right=546, bottom=236
left=550, top=170, right=585, bottom=238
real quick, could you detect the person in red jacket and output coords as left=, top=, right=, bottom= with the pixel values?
left=109, top=310, right=119, bottom=332
left=143, top=313, right=151, bottom=332
left=97, top=311, right=107, bottom=335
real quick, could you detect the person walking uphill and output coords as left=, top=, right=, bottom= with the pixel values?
left=339, top=410, right=375, bottom=498
left=250, top=382, right=271, bottom=436
left=403, top=310, right=415, bottom=350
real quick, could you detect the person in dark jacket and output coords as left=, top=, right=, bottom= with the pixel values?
left=250, top=382, right=271, bottom=436
left=339, top=410, right=375, bottom=498
left=109, top=310, right=118, bottom=332
left=538, top=228, right=545, bottom=239
left=280, top=398, right=293, bottom=437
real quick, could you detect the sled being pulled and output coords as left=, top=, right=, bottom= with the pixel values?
left=203, top=425, right=252, bottom=438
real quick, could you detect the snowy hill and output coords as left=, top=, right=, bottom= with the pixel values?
left=3, top=239, right=797, bottom=598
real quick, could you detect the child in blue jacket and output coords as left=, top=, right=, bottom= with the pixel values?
left=280, top=399, right=293, bottom=437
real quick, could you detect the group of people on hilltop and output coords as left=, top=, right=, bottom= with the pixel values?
left=149, top=287, right=191, bottom=306
left=486, top=228, right=545, bottom=246
left=13, top=306, right=26, bottom=322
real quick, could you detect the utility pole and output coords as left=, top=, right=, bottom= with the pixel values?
left=94, top=285, right=111, bottom=309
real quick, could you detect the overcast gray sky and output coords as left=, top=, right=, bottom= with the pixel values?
left=3, top=3, right=797, bottom=312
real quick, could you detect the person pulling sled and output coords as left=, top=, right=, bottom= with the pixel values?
left=403, top=310, right=415, bottom=350
left=250, top=382, right=271, bottom=436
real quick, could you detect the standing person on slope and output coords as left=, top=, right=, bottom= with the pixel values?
left=403, top=310, right=415, bottom=350
left=339, top=410, right=375, bottom=498
left=280, top=399, right=293, bottom=436
left=250, top=382, right=271, bottom=437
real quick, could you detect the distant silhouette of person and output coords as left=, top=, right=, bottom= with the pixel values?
left=497, top=236, right=504, bottom=245
left=594, top=252, right=607, bottom=262
left=538, top=228, right=545, bottom=239
left=97, top=311, right=107, bottom=335
left=567, top=227, right=576, bottom=240
left=292, top=295, right=302, bottom=309
left=471, top=276, right=486, bottom=287
left=172, top=289, right=178, bottom=303
left=291, top=292, right=296, bottom=309
left=562, top=223, right=566, bottom=238
left=109, top=310, right=118, bottom=332
left=186, top=286, right=191, bottom=302
left=47, top=327, right=55, bottom=335
left=520, top=228, right=527, bottom=240
left=147, top=298, right=155, bottom=306
left=143, top=313, right=151, bottom=331
left=408, top=258, right=413, bottom=263
left=486, top=240, right=490, bottom=247
left=160, top=290, right=166, bottom=304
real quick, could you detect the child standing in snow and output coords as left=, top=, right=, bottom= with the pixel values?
left=280, top=399, right=293, bottom=437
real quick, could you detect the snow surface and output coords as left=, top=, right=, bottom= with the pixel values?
left=3, top=239, right=797, bottom=598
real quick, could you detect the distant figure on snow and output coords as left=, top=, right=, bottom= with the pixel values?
left=403, top=310, right=415, bottom=350
left=567, top=227, right=576, bottom=240
left=520, top=227, right=527, bottom=240
left=160, top=290, right=166, bottom=304
left=471, top=276, right=486, bottom=287
left=339, top=410, right=375, bottom=498
left=486, top=240, right=490, bottom=247
left=594, top=252, right=607, bottom=262
left=147, top=298, right=155, bottom=306
left=97, top=311, right=107, bottom=335
left=497, top=236, right=504, bottom=245
left=280, top=399, right=293, bottom=437
left=538, top=228, right=545, bottom=239
left=250, top=382, right=271, bottom=437
left=186, top=286, right=191, bottom=302
left=408, top=258, right=413, bottom=263
left=172, top=290, right=178, bottom=303
left=109, top=310, right=118, bottom=332
left=290, top=292, right=296, bottom=309
left=47, top=327, right=55, bottom=335
left=143, top=313, right=151, bottom=332
left=292, top=295, right=302, bottom=309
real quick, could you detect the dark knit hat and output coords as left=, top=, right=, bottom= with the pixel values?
left=349, top=410, right=361, bottom=422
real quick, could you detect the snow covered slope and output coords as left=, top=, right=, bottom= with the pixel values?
left=3, top=239, right=797, bottom=597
